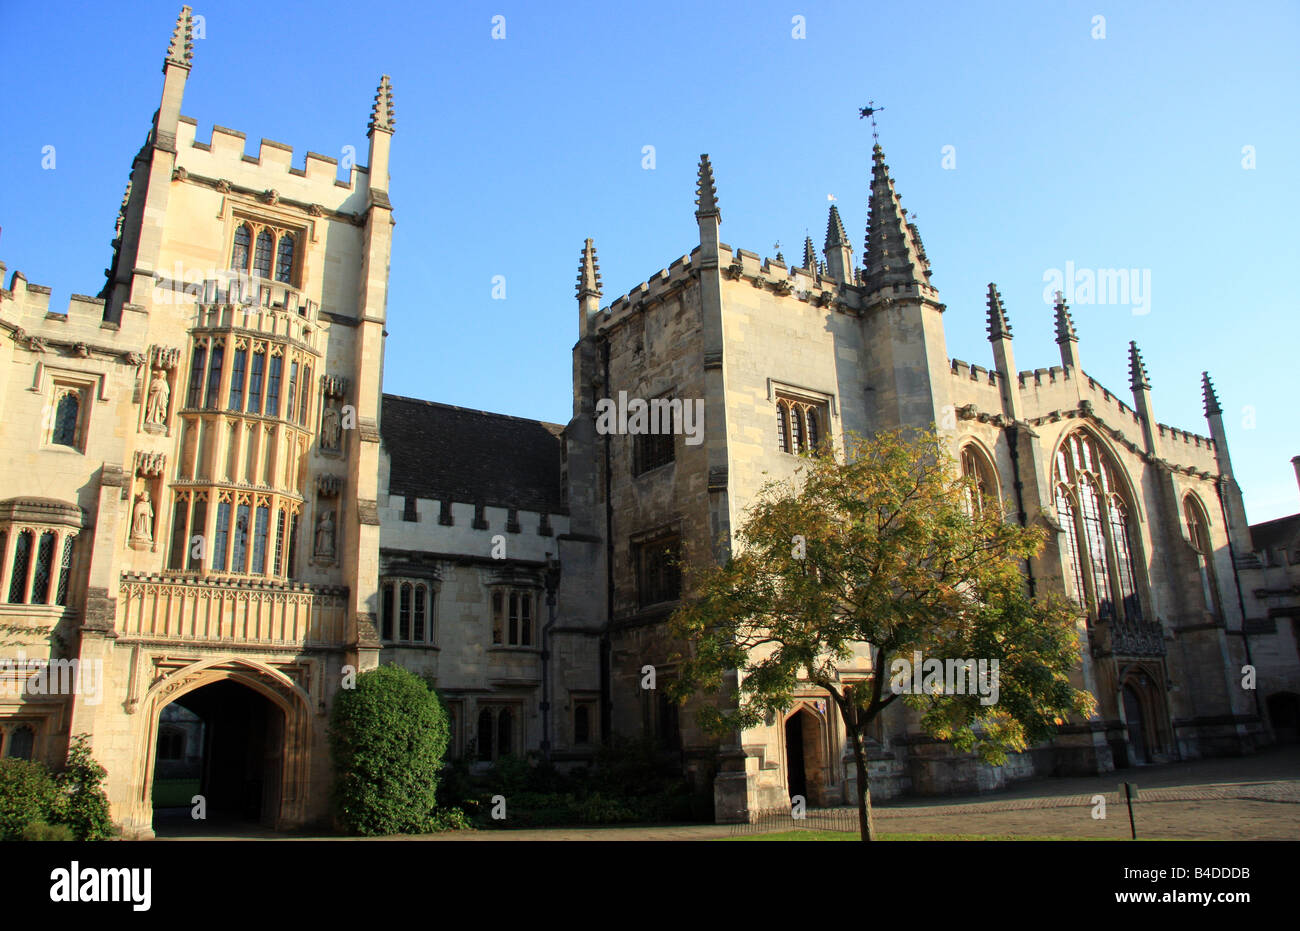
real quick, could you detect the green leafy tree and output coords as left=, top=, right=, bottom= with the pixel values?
left=328, top=663, right=450, bottom=835
left=56, top=734, right=117, bottom=840
left=0, top=758, right=66, bottom=841
left=668, top=428, right=1095, bottom=840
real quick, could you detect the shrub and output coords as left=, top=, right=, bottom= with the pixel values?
left=22, top=821, right=75, bottom=841
left=328, top=663, right=449, bottom=835
left=57, top=735, right=117, bottom=840
left=0, top=758, right=66, bottom=841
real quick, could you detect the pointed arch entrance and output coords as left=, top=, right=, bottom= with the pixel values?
left=126, top=657, right=313, bottom=835
left=784, top=705, right=829, bottom=808
left=1117, top=665, right=1171, bottom=766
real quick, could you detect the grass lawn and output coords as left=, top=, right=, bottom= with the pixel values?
left=152, top=778, right=201, bottom=808
left=725, top=830, right=1111, bottom=841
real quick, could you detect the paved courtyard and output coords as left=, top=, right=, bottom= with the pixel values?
left=161, top=746, right=1300, bottom=841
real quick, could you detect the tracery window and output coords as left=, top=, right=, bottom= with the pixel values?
left=1184, top=495, right=1222, bottom=617
left=491, top=588, right=534, bottom=646
left=229, top=220, right=303, bottom=288
left=475, top=705, right=518, bottom=762
left=959, top=445, right=999, bottom=518
left=380, top=578, right=437, bottom=644
left=1052, top=431, right=1145, bottom=625
left=252, top=230, right=274, bottom=280
left=7, top=531, right=32, bottom=603
left=775, top=395, right=828, bottom=455
left=275, top=233, right=296, bottom=284
left=230, top=224, right=251, bottom=272
left=51, top=391, right=81, bottom=448
left=634, top=535, right=681, bottom=608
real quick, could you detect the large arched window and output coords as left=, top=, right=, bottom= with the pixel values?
left=1184, top=495, right=1222, bottom=617
left=1053, top=431, right=1145, bottom=625
left=959, top=444, right=999, bottom=518
left=775, top=396, right=829, bottom=455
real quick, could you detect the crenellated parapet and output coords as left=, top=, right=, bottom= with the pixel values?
left=0, top=269, right=149, bottom=363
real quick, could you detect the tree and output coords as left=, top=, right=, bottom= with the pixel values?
left=56, top=734, right=116, bottom=840
left=668, top=427, right=1095, bottom=840
left=328, top=664, right=450, bottom=835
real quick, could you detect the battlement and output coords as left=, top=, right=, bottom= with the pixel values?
left=949, top=358, right=998, bottom=386
left=175, top=117, right=370, bottom=207
left=600, top=251, right=697, bottom=324
left=1082, top=372, right=1142, bottom=427
left=1, top=266, right=149, bottom=354
left=1157, top=422, right=1215, bottom=451
left=1016, top=366, right=1070, bottom=388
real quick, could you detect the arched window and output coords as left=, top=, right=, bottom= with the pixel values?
left=31, top=532, right=56, bottom=605
left=231, top=224, right=251, bottom=272
left=776, top=404, right=788, bottom=452
left=805, top=409, right=819, bottom=448
left=1184, top=496, right=1222, bottom=616
left=497, top=708, right=513, bottom=758
left=6, top=725, right=34, bottom=760
left=1053, top=431, right=1145, bottom=625
left=252, top=229, right=274, bottom=279
left=275, top=233, right=296, bottom=284
left=574, top=705, right=591, bottom=745
left=8, top=531, right=32, bottom=603
left=775, top=395, right=829, bottom=455
left=477, top=708, right=494, bottom=762
left=52, top=392, right=80, bottom=448
left=959, top=445, right=998, bottom=518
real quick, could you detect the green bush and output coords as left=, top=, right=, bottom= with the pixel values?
left=22, top=821, right=75, bottom=841
left=57, top=735, right=116, bottom=840
left=0, top=758, right=66, bottom=841
left=328, top=663, right=449, bottom=835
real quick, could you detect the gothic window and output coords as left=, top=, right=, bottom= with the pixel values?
left=1184, top=495, right=1222, bottom=617
left=212, top=500, right=231, bottom=572
left=656, top=690, right=681, bottom=750
left=187, top=498, right=207, bottom=571
left=204, top=342, right=224, bottom=410
left=231, top=502, right=251, bottom=573
left=477, top=709, right=494, bottom=762
left=298, top=365, right=312, bottom=427
left=497, top=709, right=514, bottom=758
left=6, top=725, right=34, bottom=760
left=51, top=391, right=81, bottom=448
left=231, top=224, right=251, bottom=272
left=285, top=361, right=299, bottom=422
left=491, top=589, right=534, bottom=647
left=8, top=531, right=32, bottom=603
left=251, top=504, right=270, bottom=575
left=228, top=348, right=247, bottom=411
left=187, top=343, right=206, bottom=408
left=266, top=355, right=283, bottom=416
left=275, top=233, right=296, bottom=284
left=286, top=512, right=299, bottom=578
left=273, top=508, right=287, bottom=576
left=574, top=704, right=591, bottom=745
left=248, top=350, right=265, bottom=414
left=252, top=230, right=274, bottom=279
left=31, top=532, right=56, bottom=605
left=379, top=579, right=437, bottom=645
left=634, top=534, right=681, bottom=608
left=1053, top=431, right=1146, bottom=625
left=775, top=395, right=829, bottom=455
left=633, top=397, right=677, bottom=475
left=168, top=495, right=189, bottom=570
left=959, top=445, right=999, bottom=518
left=57, top=535, right=78, bottom=602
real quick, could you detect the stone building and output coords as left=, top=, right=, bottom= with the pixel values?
left=0, top=6, right=1295, bottom=836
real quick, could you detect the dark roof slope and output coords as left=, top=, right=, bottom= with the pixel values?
left=1250, top=513, right=1300, bottom=554
left=381, top=394, right=566, bottom=514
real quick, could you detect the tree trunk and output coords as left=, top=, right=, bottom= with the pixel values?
left=848, top=729, right=877, bottom=841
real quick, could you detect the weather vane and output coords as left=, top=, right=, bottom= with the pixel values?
left=859, top=100, right=885, bottom=142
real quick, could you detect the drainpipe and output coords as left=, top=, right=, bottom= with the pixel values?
left=600, top=336, right=614, bottom=745
left=540, top=553, right=561, bottom=763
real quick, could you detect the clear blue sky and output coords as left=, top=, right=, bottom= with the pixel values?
left=2, top=1, right=1297, bottom=520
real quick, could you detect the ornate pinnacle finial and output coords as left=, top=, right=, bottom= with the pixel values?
left=825, top=204, right=849, bottom=249
left=1128, top=341, right=1151, bottom=391
left=861, top=140, right=931, bottom=293
left=1202, top=372, right=1222, bottom=416
left=1053, top=291, right=1078, bottom=344
left=986, top=283, right=1011, bottom=341
left=166, top=6, right=195, bottom=67
left=694, top=154, right=720, bottom=221
left=802, top=236, right=817, bottom=272
left=368, top=74, right=396, bottom=133
left=576, top=238, right=602, bottom=300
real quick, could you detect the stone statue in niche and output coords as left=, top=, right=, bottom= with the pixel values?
left=321, top=402, right=342, bottom=452
left=145, top=370, right=170, bottom=427
left=315, top=508, right=335, bottom=558
left=131, top=490, right=154, bottom=543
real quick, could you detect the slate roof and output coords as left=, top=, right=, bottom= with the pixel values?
left=380, top=394, right=566, bottom=514
left=1250, top=513, right=1300, bottom=555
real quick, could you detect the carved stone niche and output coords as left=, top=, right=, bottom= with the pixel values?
left=129, top=451, right=166, bottom=552
left=318, top=375, right=350, bottom=457
left=142, top=345, right=181, bottom=435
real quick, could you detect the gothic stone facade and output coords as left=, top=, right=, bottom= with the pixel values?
left=0, top=7, right=1295, bottom=836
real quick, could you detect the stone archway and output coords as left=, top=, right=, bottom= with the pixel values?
left=122, top=657, right=313, bottom=837
left=1118, top=665, right=1171, bottom=765
left=784, top=705, right=829, bottom=808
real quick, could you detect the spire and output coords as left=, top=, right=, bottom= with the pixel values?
left=1202, top=371, right=1222, bottom=417
left=576, top=238, right=602, bottom=300
left=694, top=154, right=720, bottom=221
left=825, top=204, right=849, bottom=249
left=1128, top=341, right=1150, bottom=391
left=802, top=237, right=817, bottom=272
left=1053, top=291, right=1078, bottom=344
left=862, top=143, right=932, bottom=293
left=166, top=6, right=195, bottom=68
left=985, top=283, right=1011, bottom=341
left=368, top=74, right=396, bottom=134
